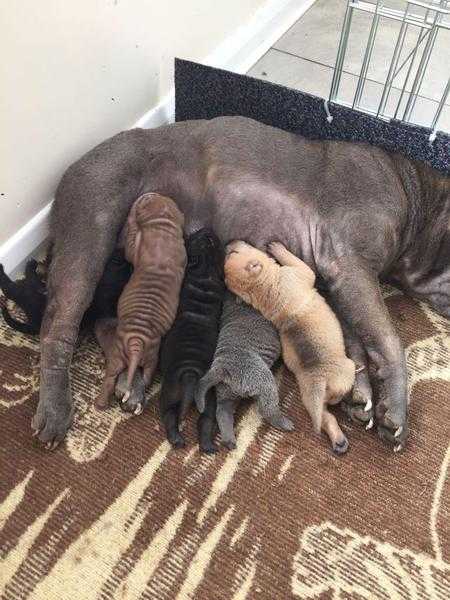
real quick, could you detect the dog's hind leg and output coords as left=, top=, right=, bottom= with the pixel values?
left=253, top=369, right=294, bottom=432
left=33, top=199, right=126, bottom=448
left=119, top=342, right=159, bottom=416
left=95, top=317, right=146, bottom=414
left=216, top=384, right=240, bottom=450
left=197, top=389, right=218, bottom=454
left=324, top=292, right=373, bottom=430
left=116, top=370, right=147, bottom=415
left=160, top=376, right=185, bottom=448
left=297, top=374, right=348, bottom=454
left=322, top=409, right=349, bottom=455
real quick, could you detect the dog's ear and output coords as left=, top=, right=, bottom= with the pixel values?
left=245, top=260, right=262, bottom=276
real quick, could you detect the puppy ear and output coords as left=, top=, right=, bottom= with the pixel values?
left=245, top=260, right=262, bottom=275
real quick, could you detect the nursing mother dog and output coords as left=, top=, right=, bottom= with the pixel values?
left=33, top=116, right=450, bottom=451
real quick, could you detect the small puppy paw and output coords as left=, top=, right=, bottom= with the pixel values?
left=221, top=439, right=237, bottom=450
left=269, top=414, right=295, bottom=431
left=267, top=241, right=284, bottom=256
left=332, top=436, right=349, bottom=456
left=342, top=388, right=373, bottom=427
left=168, top=431, right=186, bottom=449
left=115, top=371, right=147, bottom=415
left=199, top=441, right=218, bottom=454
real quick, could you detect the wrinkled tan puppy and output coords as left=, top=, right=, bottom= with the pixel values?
left=224, top=240, right=355, bottom=454
left=95, top=193, right=186, bottom=411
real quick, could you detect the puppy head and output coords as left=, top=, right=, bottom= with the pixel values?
left=135, top=193, right=184, bottom=230
left=186, top=228, right=225, bottom=276
left=224, top=241, right=270, bottom=299
left=127, top=193, right=184, bottom=265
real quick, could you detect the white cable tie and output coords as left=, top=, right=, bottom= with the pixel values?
left=324, top=99, right=334, bottom=124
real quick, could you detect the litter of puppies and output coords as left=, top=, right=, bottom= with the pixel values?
left=1, top=192, right=363, bottom=455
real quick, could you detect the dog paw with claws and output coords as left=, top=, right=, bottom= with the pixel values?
left=32, top=399, right=74, bottom=450
left=343, top=387, right=374, bottom=428
left=376, top=409, right=408, bottom=452
left=115, top=370, right=147, bottom=416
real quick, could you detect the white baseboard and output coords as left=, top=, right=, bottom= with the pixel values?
left=0, top=0, right=316, bottom=275
left=1, top=203, right=52, bottom=277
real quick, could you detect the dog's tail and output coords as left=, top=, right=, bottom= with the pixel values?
left=302, top=377, right=327, bottom=435
left=179, top=371, right=199, bottom=420
left=1, top=308, right=40, bottom=335
left=195, top=366, right=223, bottom=413
left=122, top=337, right=144, bottom=403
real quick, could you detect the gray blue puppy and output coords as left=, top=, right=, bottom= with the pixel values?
left=195, top=291, right=294, bottom=449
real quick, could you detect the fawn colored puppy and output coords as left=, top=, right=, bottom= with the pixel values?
left=224, top=240, right=355, bottom=454
left=95, top=193, right=186, bottom=410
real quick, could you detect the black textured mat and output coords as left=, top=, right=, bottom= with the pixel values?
left=174, top=58, right=449, bottom=174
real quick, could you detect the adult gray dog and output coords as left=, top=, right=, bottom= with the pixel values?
left=32, top=116, right=449, bottom=451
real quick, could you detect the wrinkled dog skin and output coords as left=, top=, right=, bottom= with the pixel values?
left=196, top=291, right=294, bottom=450
left=34, top=116, right=449, bottom=449
left=159, top=228, right=225, bottom=453
left=224, top=241, right=354, bottom=454
left=94, top=193, right=186, bottom=413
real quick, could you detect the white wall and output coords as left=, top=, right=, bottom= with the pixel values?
left=0, top=0, right=316, bottom=273
left=0, top=0, right=268, bottom=247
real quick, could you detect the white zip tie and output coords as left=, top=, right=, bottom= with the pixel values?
left=324, top=99, right=334, bottom=124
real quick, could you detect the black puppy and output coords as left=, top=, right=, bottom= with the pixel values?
left=159, top=228, right=225, bottom=453
left=0, top=248, right=132, bottom=334
left=0, top=259, right=47, bottom=335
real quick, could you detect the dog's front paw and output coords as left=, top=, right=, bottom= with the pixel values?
left=32, top=399, right=73, bottom=450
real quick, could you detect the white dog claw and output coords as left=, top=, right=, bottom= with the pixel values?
left=364, top=398, right=372, bottom=412
left=394, top=426, right=403, bottom=438
left=394, top=444, right=402, bottom=453
left=134, top=405, right=143, bottom=416
left=365, top=417, right=374, bottom=430
left=121, top=390, right=130, bottom=404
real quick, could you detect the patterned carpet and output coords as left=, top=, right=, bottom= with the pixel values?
left=0, top=286, right=449, bottom=599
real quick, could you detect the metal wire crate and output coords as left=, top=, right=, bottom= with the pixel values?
left=328, top=0, right=450, bottom=140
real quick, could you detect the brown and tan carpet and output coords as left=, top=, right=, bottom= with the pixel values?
left=0, top=286, right=449, bottom=600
